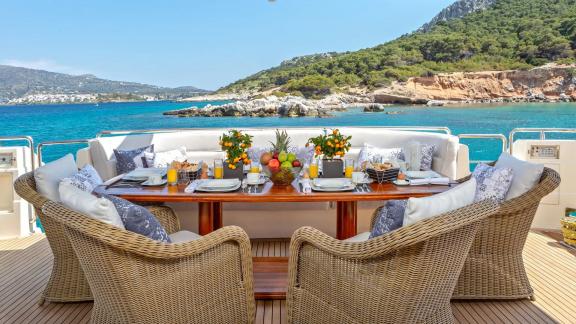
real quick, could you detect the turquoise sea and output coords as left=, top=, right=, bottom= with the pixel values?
left=1, top=100, right=576, bottom=163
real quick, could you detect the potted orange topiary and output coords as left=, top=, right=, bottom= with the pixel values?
left=219, top=130, right=253, bottom=180
left=307, top=129, right=352, bottom=178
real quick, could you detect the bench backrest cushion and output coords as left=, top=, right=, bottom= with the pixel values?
left=89, top=128, right=460, bottom=180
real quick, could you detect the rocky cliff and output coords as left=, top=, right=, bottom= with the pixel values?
left=373, top=65, right=576, bottom=104
left=418, top=0, right=497, bottom=32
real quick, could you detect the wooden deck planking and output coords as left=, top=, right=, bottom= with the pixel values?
left=0, top=232, right=574, bottom=323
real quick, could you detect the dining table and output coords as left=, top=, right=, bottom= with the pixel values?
left=97, top=177, right=456, bottom=299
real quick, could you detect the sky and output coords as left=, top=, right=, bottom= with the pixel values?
left=0, top=0, right=454, bottom=90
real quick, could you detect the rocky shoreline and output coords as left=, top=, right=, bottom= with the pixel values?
left=165, top=65, right=576, bottom=118
left=164, top=94, right=373, bottom=118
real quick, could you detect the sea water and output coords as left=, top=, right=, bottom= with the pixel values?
left=1, top=100, right=576, bottom=163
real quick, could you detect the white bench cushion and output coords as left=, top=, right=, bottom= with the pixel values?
left=169, top=230, right=201, bottom=243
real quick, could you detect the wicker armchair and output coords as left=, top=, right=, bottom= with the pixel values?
left=287, top=200, right=500, bottom=324
left=13, top=172, right=180, bottom=304
left=453, top=167, right=561, bottom=300
left=42, top=200, right=255, bottom=324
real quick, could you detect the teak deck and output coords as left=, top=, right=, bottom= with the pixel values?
left=1, top=232, right=575, bottom=323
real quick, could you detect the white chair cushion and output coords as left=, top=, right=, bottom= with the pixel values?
left=495, top=152, right=544, bottom=200
left=403, top=178, right=477, bottom=227
left=343, top=232, right=370, bottom=242
left=59, top=181, right=125, bottom=229
left=34, top=154, right=78, bottom=202
left=169, top=230, right=201, bottom=243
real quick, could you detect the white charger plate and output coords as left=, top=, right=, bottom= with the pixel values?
left=311, top=184, right=356, bottom=192
left=313, top=178, right=353, bottom=189
left=195, top=182, right=241, bottom=192
left=141, top=179, right=168, bottom=186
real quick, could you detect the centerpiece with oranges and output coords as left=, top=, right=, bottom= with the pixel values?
left=219, top=130, right=253, bottom=180
left=306, top=129, right=352, bottom=178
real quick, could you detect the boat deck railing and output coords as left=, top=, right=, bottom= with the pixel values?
left=22, top=127, right=576, bottom=164
left=509, top=128, right=576, bottom=154
left=96, top=126, right=452, bottom=137
left=457, top=134, right=508, bottom=164
left=37, top=139, right=91, bottom=165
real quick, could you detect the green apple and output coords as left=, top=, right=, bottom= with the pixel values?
left=281, top=161, right=293, bottom=169
left=287, top=152, right=297, bottom=162
left=278, top=151, right=288, bottom=163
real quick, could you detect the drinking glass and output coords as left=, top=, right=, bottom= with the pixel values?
left=344, top=159, right=354, bottom=178
left=167, top=164, right=178, bottom=186
left=214, top=159, right=224, bottom=179
left=309, top=159, right=319, bottom=179
left=250, top=161, right=260, bottom=174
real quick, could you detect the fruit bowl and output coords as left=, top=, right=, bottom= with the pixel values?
left=269, top=168, right=295, bottom=186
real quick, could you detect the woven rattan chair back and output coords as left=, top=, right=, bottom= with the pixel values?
left=14, top=172, right=93, bottom=304
left=288, top=200, right=500, bottom=324
left=453, top=167, right=561, bottom=300
left=43, top=200, right=256, bottom=324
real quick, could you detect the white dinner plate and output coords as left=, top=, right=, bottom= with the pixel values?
left=313, top=178, right=352, bottom=189
left=311, top=184, right=356, bottom=192
left=141, top=179, right=168, bottom=186
left=198, top=179, right=240, bottom=188
left=195, top=182, right=241, bottom=192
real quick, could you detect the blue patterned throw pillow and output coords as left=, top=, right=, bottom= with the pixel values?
left=113, top=145, right=154, bottom=175
left=419, top=144, right=436, bottom=171
left=102, top=194, right=171, bottom=243
left=61, top=164, right=103, bottom=193
left=472, top=163, right=514, bottom=203
left=369, top=200, right=408, bottom=239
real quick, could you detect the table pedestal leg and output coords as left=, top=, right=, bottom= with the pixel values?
left=336, top=201, right=357, bottom=240
left=198, top=202, right=223, bottom=235
left=212, top=202, right=223, bottom=230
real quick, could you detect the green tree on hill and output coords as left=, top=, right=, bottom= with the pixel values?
left=220, top=0, right=576, bottom=96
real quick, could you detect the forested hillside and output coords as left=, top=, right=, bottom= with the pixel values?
left=220, top=0, right=576, bottom=98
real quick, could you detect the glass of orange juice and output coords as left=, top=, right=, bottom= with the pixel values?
left=167, top=162, right=178, bottom=186
left=214, top=159, right=224, bottom=179
left=344, top=159, right=354, bottom=178
left=250, top=161, right=260, bottom=174
left=309, top=159, right=319, bottom=179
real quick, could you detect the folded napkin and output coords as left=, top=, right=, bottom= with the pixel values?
left=185, top=180, right=202, bottom=193
left=405, top=170, right=442, bottom=179
left=103, top=174, right=125, bottom=186
left=300, top=179, right=312, bottom=194
left=410, top=177, right=450, bottom=186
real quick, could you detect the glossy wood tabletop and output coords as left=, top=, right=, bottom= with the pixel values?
left=97, top=180, right=455, bottom=203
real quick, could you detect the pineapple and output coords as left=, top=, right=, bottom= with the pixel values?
left=270, top=129, right=292, bottom=153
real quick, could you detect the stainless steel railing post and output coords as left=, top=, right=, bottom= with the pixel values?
left=457, top=134, right=507, bottom=164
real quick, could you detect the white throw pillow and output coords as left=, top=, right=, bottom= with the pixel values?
left=495, top=152, right=544, bottom=200
left=59, top=181, right=125, bottom=229
left=60, top=164, right=103, bottom=193
left=403, top=178, right=477, bottom=226
left=144, top=146, right=187, bottom=168
left=405, top=142, right=436, bottom=171
left=34, top=154, right=78, bottom=202
left=357, top=144, right=405, bottom=168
